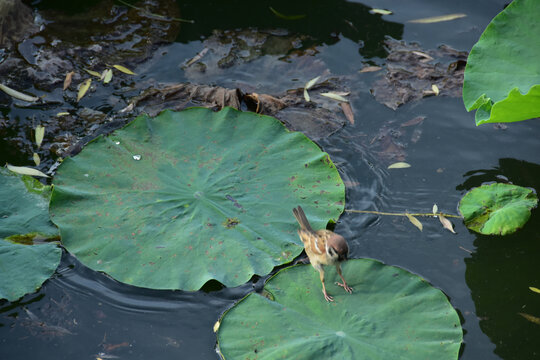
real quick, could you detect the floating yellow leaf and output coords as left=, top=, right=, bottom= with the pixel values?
left=269, top=6, right=306, bottom=20
left=518, top=313, right=540, bottom=325
left=530, top=287, right=540, bottom=294
left=432, top=204, right=438, bottom=215
left=102, top=69, right=113, bottom=84
left=77, top=79, right=92, bottom=102
left=84, top=68, right=102, bottom=78
left=33, top=153, right=40, bottom=166
left=370, top=8, right=393, bottom=15
left=320, top=92, right=349, bottom=102
left=303, top=88, right=311, bottom=102
left=305, top=76, right=320, bottom=90
left=56, top=112, right=70, bottom=117
left=439, top=215, right=456, bottom=234
left=113, top=64, right=136, bottom=75
left=432, top=84, right=440, bottom=95
left=409, top=13, right=467, bottom=24
left=0, top=83, right=39, bottom=102
left=63, top=71, right=75, bottom=90
left=359, top=66, right=382, bottom=73
left=406, top=213, right=423, bottom=231
left=35, top=125, right=45, bottom=148
left=213, top=320, right=220, bottom=333
left=388, top=162, right=411, bottom=169
left=6, top=164, right=49, bottom=178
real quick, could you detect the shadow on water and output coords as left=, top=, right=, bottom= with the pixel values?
left=459, top=159, right=540, bottom=360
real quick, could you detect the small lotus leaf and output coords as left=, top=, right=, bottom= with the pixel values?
left=50, top=107, right=345, bottom=290
left=217, top=259, right=463, bottom=359
left=0, top=168, right=61, bottom=301
left=462, top=0, right=540, bottom=125
left=458, top=183, right=538, bottom=235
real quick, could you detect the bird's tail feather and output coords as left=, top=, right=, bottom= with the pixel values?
left=292, top=206, right=314, bottom=232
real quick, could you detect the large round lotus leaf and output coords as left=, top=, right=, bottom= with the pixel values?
left=217, top=259, right=462, bottom=359
left=458, top=183, right=538, bottom=235
left=50, top=107, right=345, bottom=290
left=0, top=168, right=61, bottom=302
left=462, top=0, right=540, bottom=125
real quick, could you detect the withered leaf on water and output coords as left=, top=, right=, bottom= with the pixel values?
left=359, top=66, right=382, bottom=73
left=439, top=215, right=456, bottom=234
left=406, top=213, right=423, bottom=231
left=56, top=112, right=70, bottom=117
left=185, top=48, right=209, bottom=67
left=529, top=287, right=540, bottom=294
left=518, top=313, right=540, bottom=326
left=401, top=116, right=426, bottom=127
left=303, top=88, right=311, bottom=102
left=305, top=76, right=321, bottom=90
left=0, top=83, right=39, bottom=102
left=84, top=69, right=102, bottom=78
left=213, top=320, right=220, bottom=333
left=388, top=162, right=411, bottom=169
left=340, top=102, right=355, bottom=125
left=102, top=69, right=113, bottom=84
left=432, top=84, right=440, bottom=95
left=63, top=71, right=75, bottom=90
left=6, top=164, right=49, bottom=178
left=113, top=64, right=136, bottom=75
left=268, top=6, right=306, bottom=20
left=320, top=92, right=349, bottom=102
left=33, top=153, right=40, bottom=166
left=411, top=51, right=434, bottom=62
left=35, top=125, right=45, bottom=148
left=77, top=79, right=92, bottom=102
left=432, top=204, right=438, bottom=215
left=409, top=13, right=467, bottom=24
left=370, top=8, right=393, bottom=15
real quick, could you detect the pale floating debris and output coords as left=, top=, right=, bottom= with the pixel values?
left=185, top=48, right=209, bottom=67
left=406, top=213, right=423, bottom=231
left=35, top=125, right=45, bottom=148
left=63, top=71, right=75, bottom=90
left=102, top=69, right=113, bottom=84
left=113, top=64, right=136, bottom=75
left=119, top=102, right=135, bottom=113
left=432, top=84, right=440, bottom=95
left=115, top=141, right=120, bottom=145
left=6, top=164, right=49, bottom=178
left=77, top=79, right=92, bottom=102
left=388, top=162, right=411, bottom=169
left=33, top=153, right=41, bottom=166
left=133, top=155, right=142, bottom=160
left=305, top=76, right=321, bottom=90
left=432, top=204, right=438, bottom=215
left=530, top=287, right=540, bottom=294
left=518, top=312, right=540, bottom=325
left=412, top=51, right=434, bottom=62
left=320, top=92, right=349, bottom=102
left=213, top=320, right=220, bottom=333
left=56, top=112, right=70, bottom=117
left=0, top=83, right=39, bottom=102
left=370, top=8, right=393, bottom=15
left=359, top=66, right=382, bottom=73
left=439, top=215, right=455, bottom=233
left=409, top=13, right=467, bottom=24
left=303, top=88, right=311, bottom=102
left=84, top=68, right=102, bottom=78
left=84, top=173, right=89, bottom=177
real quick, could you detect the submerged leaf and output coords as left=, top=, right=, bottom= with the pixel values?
left=0, top=83, right=39, bottom=102
left=35, top=125, right=45, bottom=148
left=113, top=64, right=136, bottom=75
left=6, top=164, right=49, bottom=178
left=406, top=213, right=423, bottom=231
left=77, top=79, right=92, bottom=102
left=439, top=215, right=456, bottom=234
left=388, top=162, right=411, bottom=169
left=63, top=71, right=75, bottom=90
left=518, top=313, right=540, bottom=325
left=218, top=259, right=462, bottom=359
left=269, top=6, right=306, bottom=20
left=409, top=13, right=467, bottom=24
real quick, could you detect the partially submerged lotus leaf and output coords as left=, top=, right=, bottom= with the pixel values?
left=459, top=183, right=538, bottom=235
left=50, top=107, right=345, bottom=290
left=0, top=168, right=61, bottom=301
left=217, top=259, right=463, bottom=359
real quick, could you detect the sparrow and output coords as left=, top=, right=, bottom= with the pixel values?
left=292, top=206, right=353, bottom=302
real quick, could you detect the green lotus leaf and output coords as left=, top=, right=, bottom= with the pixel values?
left=217, top=259, right=463, bottom=359
left=458, top=183, right=538, bottom=235
left=50, top=107, right=345, bottom=290
left=0, top=168, right=61, bottom=302
left=462, top=0, right=540, bottom=125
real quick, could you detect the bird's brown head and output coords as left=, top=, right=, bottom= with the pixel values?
left=326, top=233, right=349, bottom=262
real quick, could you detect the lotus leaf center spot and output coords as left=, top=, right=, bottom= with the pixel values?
left=194, top=191, right=204, bottom=199
left=336, top=331, right=346, bottom=337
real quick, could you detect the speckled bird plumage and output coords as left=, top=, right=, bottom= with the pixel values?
left=293, top=206, right=352, bottom=302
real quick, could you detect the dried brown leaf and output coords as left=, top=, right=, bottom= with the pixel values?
left=401, top=116, right=425, bottom=127
left=340, top=102, right=355, bottom=125
left=518, top=313, right=540, bottom=325
left=63, top=71, right=75, bottom=90
left=439, top=215, right=456, bottom=233
left=406, top=213, right=423, bottom=231
left=359, top=66, right=382, bottom=73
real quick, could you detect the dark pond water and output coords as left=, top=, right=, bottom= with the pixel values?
left=1, top=0, right=540, bottom=359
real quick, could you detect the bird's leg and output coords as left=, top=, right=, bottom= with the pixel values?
left=317, top=267, right=333, bottom=302
left=335, top=264, right=353, bottom=294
